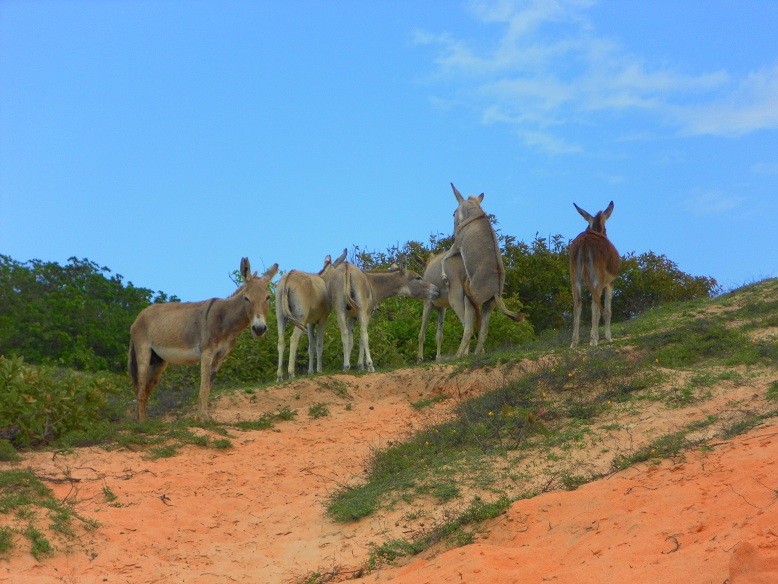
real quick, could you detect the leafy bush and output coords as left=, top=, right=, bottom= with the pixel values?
left=0, top=255, right=175, bottom=372
left=0, top=356, right=126, bottom=446
left=0, top=235, right=717, bottom=389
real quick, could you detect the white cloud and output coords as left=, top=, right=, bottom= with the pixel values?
left=751, top=161, right=778, bottom=175
left=416, top=0, right=776, bottom=150
left=674, top=64, right=778, bottom=136
left=684, top=191, right=743, bottom=216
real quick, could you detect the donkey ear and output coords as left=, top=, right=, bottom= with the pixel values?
left=451, top=183, right=464, bottom=203
left=602, top=201, right=615, bottom=220
left=332, top=248, right=348, bottom=267
left=262, top=263, right=279, bottom=280
left=573, top=203, right=593, bottom=224
left=477, top=193, right=484, bottom=203
left=240, top=257, right=252, bottom=281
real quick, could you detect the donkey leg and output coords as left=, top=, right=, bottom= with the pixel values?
left=474, top=299, right=495, bottom=354
left=336, top=311, right=351, bottom=371
left=306, top=324, right=316, bottom=375
left=288, top=326, right=304, bottom=379
left=142, top=359, right=168, bottom=420
left=315, top=321, right=326, bottom=373
left=137, top=355, right=167, bottom=422
left=198, top=353, right=215, bottom=420
left=276, top=318, right=287, bottom=382
left=358, top=313, right=374, bottom=372
left=570, top=281, right=583, bottom=348
left=133, top=343, right=165, bottom=422
left=435, top=307, right=446, bottom=362
left=417, top=300, right=433, bottom=363
left=589, top=293, right=602, bottom=346
left=456, top=300, right=476, bottom=357
left=603, top=285, right=614, bottom=343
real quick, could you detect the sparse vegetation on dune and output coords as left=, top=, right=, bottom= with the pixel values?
left=0, top=243, right=772, bottom=571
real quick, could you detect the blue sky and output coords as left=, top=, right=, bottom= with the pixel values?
left=2, top=0, right=776, bottom=301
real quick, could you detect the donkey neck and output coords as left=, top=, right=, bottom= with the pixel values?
left=456, top=210, right=487, bottom=232
left=209, top=291, right=250, bottom=336
left=365, top=271, right=405, bottom=303
left=585, top=227, right=608, bottom=239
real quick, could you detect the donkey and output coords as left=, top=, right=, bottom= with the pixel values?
left=440, top=183, right=523, bottom=357
left=275, top=249, right=347, bottom=381
left=328, top=258, right=439, bottom=372
left=129, top=258, right=278, bottom=421
left=569, top=201, right=621, bottom=348
left=416, top=251, right=468, bottom=362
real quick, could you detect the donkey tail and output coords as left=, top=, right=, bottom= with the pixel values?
left=576, top=247, right=603, bottom=310
left=281, top=281, right=307, bottom=331
left=496, top=295, right=524, bottom=322
left=128, top=339, right=138, bottom=390
left=344, top=265, right=360, bottom=311
left=462, top=278, right=482, bottom=332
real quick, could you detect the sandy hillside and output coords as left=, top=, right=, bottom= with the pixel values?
left=2, top=358, right=776, bottom=584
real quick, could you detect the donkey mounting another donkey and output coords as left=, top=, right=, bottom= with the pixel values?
left=434, top=183, right=524, bottom=359
left=129, top=258, right=278, bottom=421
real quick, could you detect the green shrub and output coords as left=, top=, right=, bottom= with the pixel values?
left=0, top=356, right=126, bottom=446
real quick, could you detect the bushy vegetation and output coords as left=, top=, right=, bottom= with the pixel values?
left=322, top=279, right=777, bottom=568
left=0, top=231, right=718, bottom=438
left=0, top=355, right=127, bottom=447
left=0, top=256, right=175, bottom=372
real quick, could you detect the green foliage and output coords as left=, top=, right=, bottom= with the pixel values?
left=502, top=233, right=571, bottom=332
left=0, top=237, right=717, bottom=390
left=0, top=255, right=175, bottom=372
left=634, top=318, right=772, bottom=367
left=367, top=496, right=509, bottom=568
left=0, top=526, right=12, bottom=556
left=308, top=403, right=330, bottom=419
left=614, top=252, right=720, bottom=320
left=0, top=439, right=20, bottom=462
left=0, top=356, right=126, bottom=446
left=611, top=417, right=717, bottom=471
left=0, top=468, right=96, bottom=559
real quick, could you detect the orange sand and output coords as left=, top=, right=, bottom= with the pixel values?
left=2, top=367, right=776, bottom=584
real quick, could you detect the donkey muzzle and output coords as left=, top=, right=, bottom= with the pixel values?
left=251, top=320, right=268, bottom=337
left=429, top=284, right=441, bottom=300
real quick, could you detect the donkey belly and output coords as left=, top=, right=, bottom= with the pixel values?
left=152, top=345, right=201, bottom=365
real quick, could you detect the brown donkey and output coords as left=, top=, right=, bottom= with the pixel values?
left=129, top=258, right=278, bottom=421
left=569, top=201, right=620, bottom=348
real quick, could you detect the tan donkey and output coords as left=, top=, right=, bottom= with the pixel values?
left=569, top=201, right=621, bottom=348
left=441, top=183, right=523, bottom=357
left=129, top=258, right=278, bottom=421
left=328, top=258, right=439, bottom=372
left=275, top=249, right=347, bottom=381
left=416, top=251, right=468, bottom=362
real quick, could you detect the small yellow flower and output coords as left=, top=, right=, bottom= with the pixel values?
left=488, top=411, right=494, bottom=416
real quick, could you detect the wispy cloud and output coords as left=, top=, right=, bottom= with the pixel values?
left=674, top=64, right=778, bottom=136
left=415, top=0, right=776, bottom=151
left=684, top=191, right=743, bottom=216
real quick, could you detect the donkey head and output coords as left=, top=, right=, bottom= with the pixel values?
left=451, top=183, right=485, bottom=231
left=239, top=258, right=279, bottom=337
left=394, top=256, right=440, bottom=300
left=574, top=201, right=614, bottom=237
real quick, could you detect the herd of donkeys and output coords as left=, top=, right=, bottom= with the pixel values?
left=128, top=184, right=619, bottom=421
